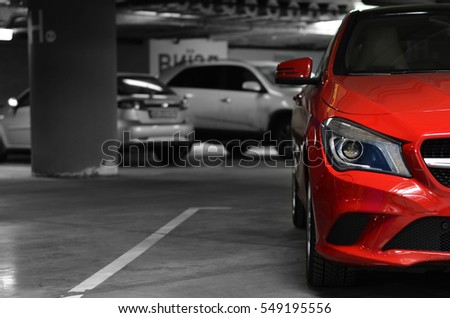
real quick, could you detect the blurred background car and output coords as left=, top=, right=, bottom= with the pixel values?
left=159, top=59, right=299, bottom=157
left=0, top=73, right=194, bottom=164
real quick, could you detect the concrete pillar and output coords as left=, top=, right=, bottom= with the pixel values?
left=28, top=0, right=117, bottom=177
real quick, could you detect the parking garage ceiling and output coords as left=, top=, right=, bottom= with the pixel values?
left=114, top=0, right=357, bottom=49
left=2, top=0, right=450, bottom=49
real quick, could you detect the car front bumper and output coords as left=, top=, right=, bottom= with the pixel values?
left=311, top=160, right=450, bottom=268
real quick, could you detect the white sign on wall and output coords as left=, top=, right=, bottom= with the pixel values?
left=149, top=39, right=228, bottom=76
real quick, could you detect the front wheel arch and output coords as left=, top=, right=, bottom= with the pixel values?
left=267, top=109, right=292, bottom=135
left=305, top=170, right=357, bottom=288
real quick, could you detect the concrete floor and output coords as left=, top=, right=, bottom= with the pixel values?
left=2, top=149, right=450, bottom=298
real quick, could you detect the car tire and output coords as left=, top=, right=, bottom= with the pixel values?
left=306, top=180, right=356, bottom=288
left=160, top=143, right=193, bottom=166
left=173, top=143, right=193, bottom=166
left=292, top=171, right=306, bottom=229
left=0, top=138, right=7, bottom=162
left=273, top=117, right=293, bottom=158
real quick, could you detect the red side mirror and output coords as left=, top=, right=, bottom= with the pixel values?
left=275, top=57, right=319, bottom=85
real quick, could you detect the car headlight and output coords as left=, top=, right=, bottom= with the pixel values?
left=322, top=118, right=411, bottom=177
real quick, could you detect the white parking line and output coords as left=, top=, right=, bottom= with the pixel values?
left=66, top=207, right=231, bottom=296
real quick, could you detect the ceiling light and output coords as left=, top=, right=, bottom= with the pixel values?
left=134, top=11, right=158, bottom=17
left=159, top=12, right=182, bottom=18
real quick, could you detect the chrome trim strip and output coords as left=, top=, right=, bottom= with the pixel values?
left=424, top=158, right=450, bottom=169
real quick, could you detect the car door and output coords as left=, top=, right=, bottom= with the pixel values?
left=1, top=90, right=31, bottom=149
left=167, top=66, right=222, bottom=131
left=216, top=65, right=264, bottom=132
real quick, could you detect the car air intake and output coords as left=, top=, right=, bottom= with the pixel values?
left=421, top=138, right=450, bottom=187
left=383, top=217, right=450, bottom=252
left=327, top=213, right=371, bottom=246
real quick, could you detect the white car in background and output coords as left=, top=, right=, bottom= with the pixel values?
left=0, top=74, right=194, bottom=164
left=159, top=59, right=299, bottom=157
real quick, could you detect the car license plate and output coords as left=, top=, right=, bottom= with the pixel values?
left=149, top=109, right=178, bottom=119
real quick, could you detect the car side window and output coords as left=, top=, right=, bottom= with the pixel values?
left=169, top=65, right=261, bottom=92
left=222, top=66, right=260, bottom=91
left=168, top=66, right=221, bottom=89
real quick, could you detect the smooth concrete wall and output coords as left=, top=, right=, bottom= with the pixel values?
left=117, top=39, right=149, bottom=73
left=28, top=0, right=117, bottom=177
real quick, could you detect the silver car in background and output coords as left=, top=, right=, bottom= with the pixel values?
left=0, top=73, right=194, bottom=164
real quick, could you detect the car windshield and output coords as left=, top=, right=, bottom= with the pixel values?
left=117, top=76, right=174, bottom=95
left=344, top=11, right=450, bottom=74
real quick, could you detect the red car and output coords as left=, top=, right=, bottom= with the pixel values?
left=276, top=4, right=450, bottom=287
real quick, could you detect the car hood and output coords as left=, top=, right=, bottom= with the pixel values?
left=322, top=73, right=450, bottom=140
